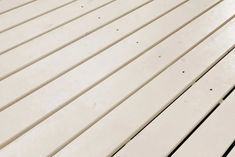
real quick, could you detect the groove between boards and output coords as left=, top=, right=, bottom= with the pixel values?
left=0, top=0, right=157, bottom=147
left=0, top=0, right=152, bottom=82
left=223, top=139, right=235, bottom=157
left=0, top=0, right=37, bottom=15
left=169, top=84, right=235, bottom=156
left=111, top=22, right=235, bottom=157
left=113, top=46, right=235, bottom=157
left=0, top=0, right=190, bottom=149
left=0, top=0, right=116, bottom=56
left=0, top=0, right=117, bottom=81
left=0, top=0, right=225, bottom=153
left=0, top=0, right=78, bottom=35
left=1, top=0, right=221, bottom=151
left=0, top=0, right=177, bottom=112
left=46, top=2, right=230, bottom=156
left=222, top=86, right=235, bottom=101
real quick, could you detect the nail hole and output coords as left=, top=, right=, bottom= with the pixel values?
left=182, top=70, right=185, bottom=73
left=136, top=41, right=140, bottom=44
left=80, top=5, right=84, bottom=8
left=158, top=55, right=161, bottom=58
left=116, top=29, right=119, bottom=31
left=210, top=88, right=213, bottom=91
left=98, top=17, right=101, bottom=19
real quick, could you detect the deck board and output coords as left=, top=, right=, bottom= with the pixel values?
left=0, top=0, right=153, bottom=111
left=53, top=15, right=235, bottom=157
left=0, top=0, right=76, bottom=34
left=0, top=0, right=234, bottom=156
left=0, top=0, right=152, bottom=82
left=0, top=0, right=115, bottom=57
left=173, top=89, right=235, bottom=157
left=115, top=48, right=235, bottom=157
left=0, top=0, right=184, bottom=148
left=0, top=0, right=36, bottom=15
left=0, top=0, right=173, bottom=81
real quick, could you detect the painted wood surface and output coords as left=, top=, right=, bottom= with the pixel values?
left=0, top=0, right=234, bottom=156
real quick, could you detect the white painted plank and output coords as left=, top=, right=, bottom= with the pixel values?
left=0, top=0, right=188, bottom=110
left=0, top=0, right=75, bottom=33
left=228, top=147, right=235, bottom=157
left=173, top=90, right=235, bottom=157
left=53, top=17, right=235, bottom=157
left=0, top=0, right=192, bottom=148
left=115, top=50, right=235, bottom=157
left=0, top=0, right=114, bottom=56
left=0, top=0, right=152, bottom=80
left=0, top=0, right=153, bottom=108
left=0, top=0, right=220, bottom=153
left=0, top=0, right=35, bottom=14
left=0, top=0, right=230, bottom=154
left=0, top=0, right=147, bottom=56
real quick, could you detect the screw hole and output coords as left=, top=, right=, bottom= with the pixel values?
left=182, top=70, right=185, bottom=73
left=210, top=88, right=213, bottom=91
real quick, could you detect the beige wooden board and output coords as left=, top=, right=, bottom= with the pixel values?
left=0, top=0, right=149, bottom=55
left=173, top=89, right=235, bottom=157
left=0, top=0, right=153, bottom=110
left=0, top=0, right=187, bottom=148
left=0, top=0, right=177, bottom=81
left=0, top=0, right=230, bottom=154
left=0, top=0, right=153, bottom=82
left=0, top=0, right=114, bottom=57
left=0, top=0, right=192, bottom=148
left=115, top=48, right=235, bottom=157
left=0, top=0, right=76, bottom=33
left=51, top=10, right=235, bottom=157
left=0, top=0, right=35, bottom=14
left=0, top=0, right=235, bottom=156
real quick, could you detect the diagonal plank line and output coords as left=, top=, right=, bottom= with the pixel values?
left=0, top=0, right=148, bottom=80
left=223, top=140, right=235, bottom=157
left=169, top=85, right=235, bottom=156
left=46, top=2, right=232, bottom=156
left=0, top=0, right=187, bottom=149
left=0, top=0, right=37, bottom=15
left=0, top=0, right=117, bottom=55
left=0, top=0, right=182, bottom=112
left=0, top=0, right=78, bottom=34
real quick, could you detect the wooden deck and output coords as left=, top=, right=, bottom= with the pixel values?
left=0, top=0, right=235, bottom=156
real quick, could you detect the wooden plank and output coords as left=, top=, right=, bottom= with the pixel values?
left=0, top=0, right=148, bottom=56
left=173, top=90, right=235, bottom=157
left=115, top=50, right=235, bottom=157
left=0, top=0, right=114, bottom=56
left=0, top=0, right=189, bottom=148
left=1, top=0, right=235, bottom=156
left=0, top=0, right=35, bottom=15
left=0, top=0, right=229, bottom=154
left=53, top=17, right=235, bottom=157
left=0, top=0, right=152, bottom=80
left=0, top=0, right=75, bottom=33
left=0, top=0, right=186, bottom=110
